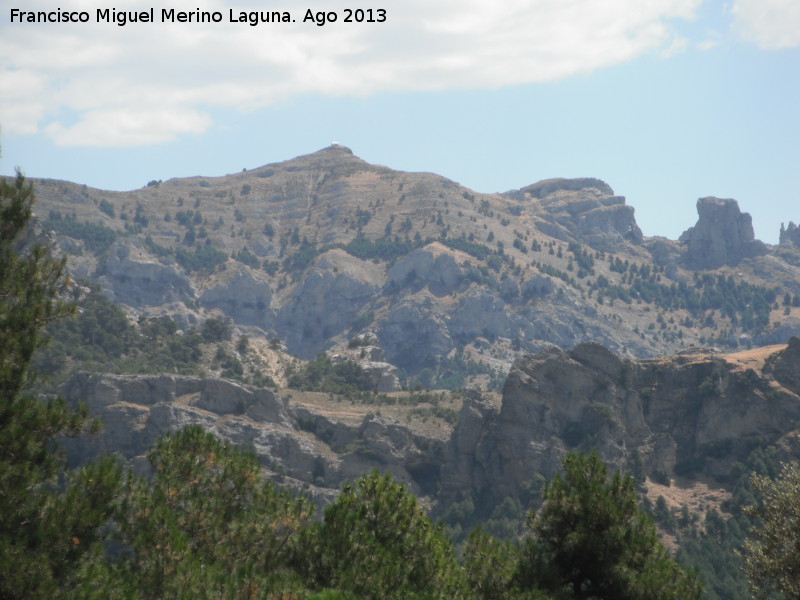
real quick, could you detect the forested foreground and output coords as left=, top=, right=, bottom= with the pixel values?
left=4, top=418, right=706, bottom=600
left=3, top=171, right=800, bottom=599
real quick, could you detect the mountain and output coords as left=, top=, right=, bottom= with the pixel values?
left=30, top=145, right=800, bottom=389
left=23, top=148, right=800, bottom=597
left=59, top=337, right=800, bottom=523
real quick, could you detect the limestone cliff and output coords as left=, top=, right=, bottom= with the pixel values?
left=504, top=178, right=644, bottom=252
left=62, top=339, right=800, bottom=514
left=98, top=239, right=193, bottom=306
left=440, top=339, right=800, bottom=507
left=59, top=372, right=445, bottom=501
left=199, top=265, right=274, bottom=328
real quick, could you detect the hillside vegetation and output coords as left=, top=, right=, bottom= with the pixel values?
left=12, top=149, right=800, bottom=598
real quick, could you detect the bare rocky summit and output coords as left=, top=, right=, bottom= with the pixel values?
left=505, top=177, right=643, bottom=251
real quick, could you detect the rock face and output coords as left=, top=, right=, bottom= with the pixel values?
left=440, top=339, right=800, bottom=507
left=98, top=240, right=193, bottom=306
left=780, top=222, right=800, bottom=248
left=764, top=336, right=800, bottom=394
left=276, top=250, right=383, bottom=358
left=505, top=178, right=643, bottom=251
left=59, top=372, right=443, bottom=499
left=437, top=388, right=500, bottom=507
left=378, top=296, right=455, bottom=369
left=447, top=343, right=646, bottom=503
left=679, top=197, right=767, bottom=269
left=448, top=288, right=512, bottom=340
left=60, top=373, right=293, bottom=465
left=62, top=339, right=800, bottom=515
left=385, top=245, right=466, bottom=296
left=199, top=266, right=273, bottom=328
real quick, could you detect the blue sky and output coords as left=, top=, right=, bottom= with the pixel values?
left=1, top=0, right=798, bottom=243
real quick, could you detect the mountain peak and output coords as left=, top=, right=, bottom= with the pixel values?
left=311, top=142, right=355, bottom=156
left=505, top=177, right=614, bottom=200
left=306, top=142, right=359, bottom=160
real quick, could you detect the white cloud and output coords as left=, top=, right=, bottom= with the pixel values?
left=0, top=0, right=705, bottom=146
left=44, top=107, right=213, bottom=146
left=0, top=69, right=47, bottom=134
left=731, top=0, right=800, bottom=49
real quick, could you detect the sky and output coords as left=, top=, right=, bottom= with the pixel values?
left=1, top=0, right=798, bottom=243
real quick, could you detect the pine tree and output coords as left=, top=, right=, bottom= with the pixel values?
left=66, top=427, right=316, bottom=599
left=0, top=170, right=122, bottom=598
left=101, top=425, right=313, bottom=599
left=462, top=527, right=520, bottom=599
left=518, top=451, right=703, bottom=600
left=742, top=461, right=800, bottom=599
left=308, top=470, right=467, bottom=599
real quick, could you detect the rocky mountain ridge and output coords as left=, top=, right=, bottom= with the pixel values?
left=29, top=145, right=800, bottom=387
left=62, top=338, right=800, bottom=515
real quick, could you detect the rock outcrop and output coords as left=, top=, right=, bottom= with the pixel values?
left=199, top=265, right=273, bottom=328
left=506, top=177, right=615, bottom=200
left=437, top=388, right=500, bottom=507
left=328, top=350, right=402, bottom=393
left=505, top=178, right=643, bottom=251
left=378, top=296, right=455, bottom=369
left=385, top=245, right=465, bottom=296
left=61, top=339, right=800, bottom=516
left=448, top=288, right=512, bottom=340
left=780, top=221, right=800, bottom=248
left=60, top=373, right=292, bottom=465
left=679, top=197, right=767, bottom=269
left=59, top=372, right=444, bottom=499
left=98, top=239, right=193, bottom=306
left=276, top=250, right=383, bottom=357
left=764, top=336, right=800, bottom=394
left=440, top=339, right=800, bottom=507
